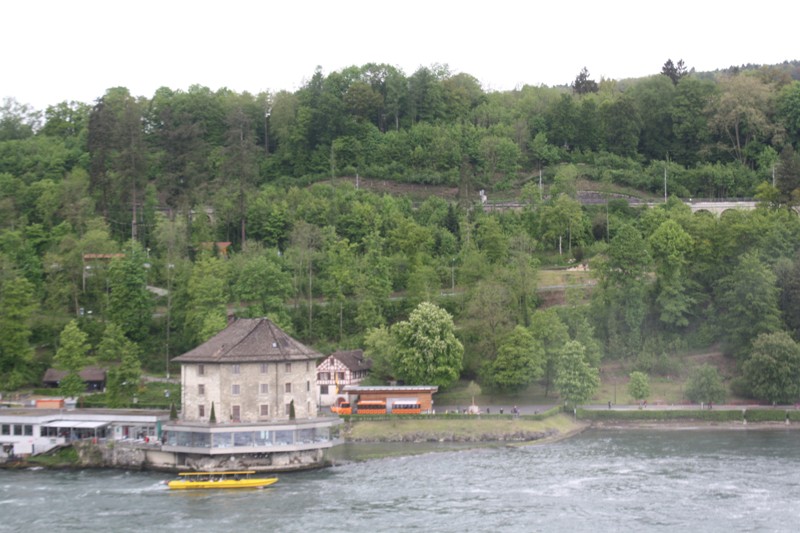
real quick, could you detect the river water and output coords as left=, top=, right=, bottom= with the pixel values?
left=2, top=429, right=799, bottom=532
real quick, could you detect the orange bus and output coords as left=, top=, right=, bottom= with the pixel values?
left=390, top=403, right=421, bottom=415
left=355, top=400, right=387, bottom=415
left=330, top=402, right=352, bottom=415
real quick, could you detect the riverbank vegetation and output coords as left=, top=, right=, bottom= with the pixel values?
left=3, top=59, right=800, bottom=408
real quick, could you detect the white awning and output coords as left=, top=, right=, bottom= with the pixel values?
left=43, top=420, right=109, bottom=429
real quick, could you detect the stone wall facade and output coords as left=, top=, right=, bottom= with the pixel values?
left=181, top=361, right=318, bottom=423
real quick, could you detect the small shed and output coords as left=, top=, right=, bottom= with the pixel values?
left=42, top=367, right=107, bottom=391
left=341, top=385, right=439, bottom=413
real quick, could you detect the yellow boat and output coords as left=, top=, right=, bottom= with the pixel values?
left=167, top=471, right=278, bottom=490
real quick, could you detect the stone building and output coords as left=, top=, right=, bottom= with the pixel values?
left=162, top=317, right=341, bottom=471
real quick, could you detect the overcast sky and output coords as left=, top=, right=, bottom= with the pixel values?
left=5, top=0, right=798, bottom=110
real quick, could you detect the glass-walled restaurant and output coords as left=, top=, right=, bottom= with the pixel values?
left=163, top=424, right=334, bottom=452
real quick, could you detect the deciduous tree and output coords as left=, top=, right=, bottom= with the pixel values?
left=0, top=273, right=37, bottom=389
left=743, top=331, right=800, bottom=404
left=627, top=371, right=651, bottom=403
left=55, top=320, right=91, bottom=398
left=480, top=326, right=544, bottom=393
left=684, top=364, right=726, bottom=404
left=716, top=251, right=782, bottom=357
left=391, top=302, right=463, bottom=388
left=555, top=340, right=599, bottom=406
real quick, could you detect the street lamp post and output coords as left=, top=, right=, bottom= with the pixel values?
left=451, top=258, right=455, bottom=295
left=165, top=262, right=174, bottom=379
left=264, top=107, right=271, bottom=155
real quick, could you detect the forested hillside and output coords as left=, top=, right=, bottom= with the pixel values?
left=2, top=59, right=800, bottom=405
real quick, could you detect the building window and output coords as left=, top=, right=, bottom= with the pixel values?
left=198, top=384, right=205, bottom=396
left=320, top=385, right=329, bottom=395
left=285, top=382, right=292, bottom=393
left=232, top=384, right=240, bottom=395
left=306, top=361, right=310, bottom=371
left=199, top=405, right=205, bottom=418
left=24, top=425, right=32, bottom=436
left=260, top=363, right=268, bottom=374
left=13, top=425, right=22, bottom=436
left=232, top=364, right=240, bottom=375
left=232, top=405, right=240, bottom=420
left=337, top=372, right=345, bottom=381
left=307, top=381, right=311, bottom=392
left=260, top=404, right=269, bottom=417
left=319, top=371, right=331, bottom=381
left=198, top=364, right=205, bottom=376
left=285, top=363, right=292, bottom=373
left=260, top=383, right=269, bottom=395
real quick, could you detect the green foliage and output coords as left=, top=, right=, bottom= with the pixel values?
left=743, top=331, right=800, bottom=404
left=555, top=340, right=600, bottom=406
left=627, top=371, right=651, bottom=401
left=648, top=219, right=694, bottom=327
left=55, top=320, right=90, bottom=373
left=5, top=62, right=800, bottom=398
left=591, top=223, right=651, bottom=357
left=716, top=251, right=782, bottom=357
left=529, top=308, right=570, bottom=397
left=578, top=408, right=742, bottom=422
left=96, top=322, right=130, bottom=362
left=106, top=339, right=142, bottom=407
left=0, top=274, right=37, bottom=388
left=362, top=325, right=396, bottom=384
left=391, top=302, right=464, bottom=389
left=58, top=373, right=85, bottom=400
left=684, top=364, right=726, bottom=404
left=185, top=255, right=228, bottom=343
left=745, top=409, right=799, bottom=422
left=107, top=242, right=153, bottom=342
left=480, top=326, right=544, bottom=393
left=55, top=319, right=91, bottom=398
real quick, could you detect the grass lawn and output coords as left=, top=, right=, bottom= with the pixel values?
left=596, top=376, right=688, bottom=406
left=436, top=380, right=559, bottom=408
left=346, top=413, right=581, bottom=442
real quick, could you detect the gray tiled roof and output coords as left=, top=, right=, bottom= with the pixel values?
left=329, top=350, right=372, bottom=372
left=172, top=318, right=321, bottom=363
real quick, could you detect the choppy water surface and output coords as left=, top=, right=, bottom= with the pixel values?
left=2, top=429, right=800, bottom=532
